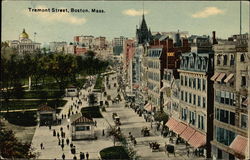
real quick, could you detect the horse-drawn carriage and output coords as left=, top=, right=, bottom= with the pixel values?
left=141, top=127, right=150, bottom=137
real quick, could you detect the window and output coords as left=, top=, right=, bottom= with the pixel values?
left=181, top=91, right=184, bottom=100
left=189, top=78, right=192, bottom=87
left=203, top=97, right=206, bottom=108
left=185, top=92, right=188, bottom=102
left=202, top=79, right=206, bottom=91
left=197, top=78, right=201, bottom=90
left=198, top=96, right=201, bottom=106
left=216, top=108, right=235, bottom=125
left=189, top=111, right=196, bottom=125
left=223, top=55, right=227, bottom=65
left=241, top=76, right=246, bottom=87
left=220, top=91, right=225, bottom=103
left=225, top=92, right=230, bottom=105
left=185, top=76, right=188, bottom=86
left=230, top=55, right=234, bottom=66
left=193, top=78, right=196, bottom=89
left=216, top=127, right=236, bottom=146
left=193, top=94, right=196, bottom=105
left=241, top=114, right=248, bottom=128
left=240, top=54, right=245, bottom=62
left=189, top=93, right=192, bottom=103
left=181, top=76, right=183, bottom=85
left=182, top=108, right=187, bottom=120
left=198, top=115, right=204, bottom=130
left=217, top=55, right=221, bottom=65
left=76, top=126, right=90, bottom=131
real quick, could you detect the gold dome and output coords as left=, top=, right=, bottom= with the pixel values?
left=19, top=29, right=29, bottom=39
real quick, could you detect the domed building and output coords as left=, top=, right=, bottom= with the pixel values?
left=9, top=29, right=41, bottom=54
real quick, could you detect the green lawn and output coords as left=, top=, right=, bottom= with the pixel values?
left=2, top=111, right=37, bottom=126
left=100, top=146, right=129, bottom=160
left=1, top=99, right=67, bottom=111
left=81, top=106, right=103, bottom=118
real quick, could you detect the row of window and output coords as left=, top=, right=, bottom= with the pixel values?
left=181, top=91, right=206, bottom=108
left=180, top=57, right=207, bottom=71
left=148, top=49, right=162, bottom=57
left=148, top=72, right=160, bottom=81
left=215, top=108, right=235, bottom=125
left=148, top=61, right=160, bottom=69
left=215, top=90, right=236, bottom=106
left=215, top=126, right=235, bottom=146
left=181, top=108, right=205, bottom=130
left=180, top=76, right=206, bottom=91
left=216, top=53, right=246, bottom=66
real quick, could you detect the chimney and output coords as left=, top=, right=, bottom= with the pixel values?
left=212, top=31, right=218, bottom=45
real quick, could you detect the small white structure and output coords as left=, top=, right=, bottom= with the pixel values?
left=65, top=85, right=78, bottom=97
left=37, top=104, right=56, bottom=126
left=70, top=113, right=95, bottom=140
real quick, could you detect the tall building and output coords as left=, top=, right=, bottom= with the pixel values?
left=74, top=35, right=94, bottom=49
left=94, top=36, right=106, bottom=50
left=49, top=41, right=67, bottom=53
left=9, top=29, right=41, bottom=54
left=211, top=34, right=248, bottom=159
left=113, top=36, right=128, bottom=55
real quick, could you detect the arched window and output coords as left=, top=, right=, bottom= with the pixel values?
left=217, top=55, right=221, bottom=65
left=230, top=55, right=234, bottom=66
left=223, top=55, right=227, bottom=65
left=240, top=54, right=245, bottom=62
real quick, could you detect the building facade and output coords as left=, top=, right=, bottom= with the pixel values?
left=211, top=35, right=249, bottom=160
left=49, top=41, right=67, bottom=53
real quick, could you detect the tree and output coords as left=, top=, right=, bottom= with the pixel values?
left=153, top=111, right=169, bottom=125
left=0, top=122, right=37, bottom=158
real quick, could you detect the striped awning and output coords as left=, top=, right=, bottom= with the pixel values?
left=172, top=122, right=187, bottom=135
left=210, top=72, right=220, bottom=81
left=165, top=118, right=179, bottom=130
left=188, top=131, right=206, bottom=148
left=224, top=73, right=234, bottom=83
left=180, top=126, right=196, bottom=141
left=216, top=73, right=226, bottom=82
left=229, top=135, right=247, bottom=156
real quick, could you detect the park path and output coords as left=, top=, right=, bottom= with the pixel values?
left=31, top=83, right=113, bottom=160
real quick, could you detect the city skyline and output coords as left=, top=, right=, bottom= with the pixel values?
left=2, top=1, right=249, bottom=45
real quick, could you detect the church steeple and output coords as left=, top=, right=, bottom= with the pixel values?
left=136, top=13, right=151, bottom=44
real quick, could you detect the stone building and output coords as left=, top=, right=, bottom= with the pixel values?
left=177, top=50, right=214, bottom=158
left=211, top=34, right=249, bottom=159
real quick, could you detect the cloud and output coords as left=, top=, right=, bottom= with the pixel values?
left=192, top=7, right=225, bottom=18
left=23, top=5, right=86, bottom=25
left=122, top=9, right=149, bottom=16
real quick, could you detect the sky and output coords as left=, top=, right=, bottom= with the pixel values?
left=2, top=1, right=249, bottom=45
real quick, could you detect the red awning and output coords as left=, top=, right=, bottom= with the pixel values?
left=188, top=131, right=206, bottom=148
left=229, top=135, right=247, bottom=156
left=165, top=118, right=179, bottom=130
left=172, top=122, right=187, bottom=135
left=216, top=73, right=226, bottom=82
left=180, top=126, right=196, bottom=141
left=211, top=72, right=220, bottom=81
left=224, top=73, right=234, bottom=83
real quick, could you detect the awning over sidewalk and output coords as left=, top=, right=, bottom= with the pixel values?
left=165, top=118, right=179, bottom=130
left=210, top=72, right=220, bottom=81
left=180, top=126, right=196, bottom=141
left=229, top=135, right=247, bottom=156
left=188, top=131, right=206, bottom=148
left=216, top=73, right=226, bottom=82
left=144, top=103, right=154, bottom=112
left=224, top=73, right=234, bottom=83
left=172, top=122, right=187, bottom=135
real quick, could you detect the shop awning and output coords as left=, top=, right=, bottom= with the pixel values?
left=160, top=86, right=167, bottom=92
left=210, top=72, right=220, bottom=81
left=165, top=118, right=179, bottom=130
left=180, top=126, right=196, bottom=141
left=172, top=122, right=187, bottom=135
left=242, top=98, right=248, bottom=106
left=188, top=131, right=206, bottom=148
left=229, top=135, right=247, bottom=156
left=224, top=73, right=234, bottom=83
left=144, top=103, right=154, bottom=112
left=216, top=73, right=226, bottom=82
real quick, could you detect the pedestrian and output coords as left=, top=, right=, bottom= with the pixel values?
left=53, top=129, right=56, bottom=136
left=58, top=139, right=61, bottom=146
left=86, top=152, right=89, bottom=160
left=73, top=155, right=77, bottom=160
left=61, top=114, right=64, bottom=119
left=133, top=139, right=137, bottom=146
left=60, top=127, right=63, bottom=132
left=61, top=143, right=64, bottom=150
left=49, top=125, right=51, bottom=130
left=40, top=143, right=43, bottom=150
left=187, top=148, right=190, bottom=157
left=67, top=124, right=69, bottom=130
left=62, top=138, right=64, bottom=145
left=62, top=153, right=65, bottom=160
left=80, top=152, right=85, bottom=160
left=70, top=143, right=73, bottom=148
left=61, top=131, right=63, bottom=137
left=66, top=138, right=70, bottom=145
left=102, top=129, right=105, bottom=136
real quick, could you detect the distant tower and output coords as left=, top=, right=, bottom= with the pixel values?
left=136, top=13, right=152, bottom=44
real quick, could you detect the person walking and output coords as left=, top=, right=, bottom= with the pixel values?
left=102, top=129, right=105, bottom=136
left=86, top=152, right=89, bottom=160
left=58, top=138, right=61, bottom=146
left=73, top=155, right=77, bottom=160
left=61, top=143, right=64, bottom=151
left=80, top=152, right=85, bottom=160
left=40, top=143, right=43, bottom=150
left=66, top=138, right=70, bottom=145
left=62, top=153, right=65, bottom=160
